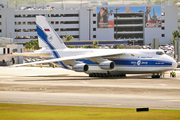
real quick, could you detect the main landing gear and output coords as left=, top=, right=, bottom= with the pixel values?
left=89, top=73, right=126, bottom=78
left=89, top=73, right=108, bottom=77
left=151, top=73, right=161, bottom=78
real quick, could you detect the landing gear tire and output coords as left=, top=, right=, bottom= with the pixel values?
left=96, top=73, right=100, bottom=77
left=89, top=74, right=93, bottom=77
left=155, top=75, right=160, bottom=78
left=151, top=75, right=160, bottom=78
left=104, top=73, right=108, bottom=77
left=92, top=73, right=96, bottom=77
left=122, top=74, right=126, bottom=77
left=151, top=75, right=156, bottom=78
left=119, top=74, right=126, bottom=77
left=100, top=73, right=103, bottom=77
left=88, top=73, right=113, bottom=78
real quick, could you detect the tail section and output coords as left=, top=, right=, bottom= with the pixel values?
left=36, top=16, right=70, bottom=69
left=36, top=16, right=67, bottom=50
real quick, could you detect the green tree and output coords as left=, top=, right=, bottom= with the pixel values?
left=154, top=0, right=162, bottom=5
left=170, top=30, right=180, bottom=46
left=68, top=45, right=75, bottom=48
left=93, top=41, right=99, bottom=48
left=24, top=42, right=32, bottom=49
left=147, top=0, right=151, bottom=4
left=118, top=44, right=125, bottom=49
left=129, top=2, right=140, bottom=5
left=82, top=45, right=92, bottom=48
left=63, top=35, right=74, bottom=46
left=172, top=30, right=180, bottom=39
left=30, top=40, right=39, bottom=50
left=24, top=40, right=39, bottom=50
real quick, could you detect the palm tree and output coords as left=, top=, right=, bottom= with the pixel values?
left=147, top=0, right=151, bottom=4
left=30, top=40, right=39, bottom=50
left=82, top=45, right=92, bottom=48
left=154, top=0, right=162, bottom=5
left=32, top=40, right=39, bottom=50
left=93, top=41, right=98, bottom=48
left=118, top=44, right=125, bottom=49
left=25, top=42, right=32, bottom=50
left=170, top=30, right=180, bottom=46
left=63, top=35, right=74, bottom=46
left=172, top=30, right=180, bottom=39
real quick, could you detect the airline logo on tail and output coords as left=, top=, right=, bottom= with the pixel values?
left=47, top=34, right=53, bottom=42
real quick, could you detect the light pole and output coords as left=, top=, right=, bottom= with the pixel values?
left=42, top=0, right=45, bottom=9
left=87, top=8, right=93, bottom=41
left=114, top=7, right=119, bottom=40
left=4, top=17, right=7, bottom=38
left=132, top=40, right=138, bottom=46
left=35, top=0, right=36, bottom=9
left=62, top=0, right=64, bottom=10
left=16, top=31, right=18, bottom=44
left=48, top=8, right=53, bottom=24
left=15, top=0, right=18, bottom=10
left=167, top=0, right=169, bottom=6
left=9, top=33, right=12, bottom=44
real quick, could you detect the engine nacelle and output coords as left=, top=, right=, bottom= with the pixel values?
left=72, top=63, right=89, bottom=72
left=99, top=61, right=115, bottom=70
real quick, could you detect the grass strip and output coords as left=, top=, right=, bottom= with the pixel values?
left=0, top=103, right=180, bottom=120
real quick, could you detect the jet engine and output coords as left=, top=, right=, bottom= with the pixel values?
left=72, top=63, right=89, bottom=72
left=99, top=61, right=115, bottom=70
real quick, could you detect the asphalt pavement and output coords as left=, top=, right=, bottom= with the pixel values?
left=0, top=67, right=180, bottom=110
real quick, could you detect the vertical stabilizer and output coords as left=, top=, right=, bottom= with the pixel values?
left=36, top=16, right=70, bottom=69
left=36, top=16, right=67, bottom=50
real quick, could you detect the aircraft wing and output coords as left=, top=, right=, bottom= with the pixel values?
left=11, top=51, right=125, bottom=67
left=8, top=53, right=51, bottom=57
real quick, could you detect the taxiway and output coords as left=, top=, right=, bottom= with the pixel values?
left=0, top=67, right=180, bottom=110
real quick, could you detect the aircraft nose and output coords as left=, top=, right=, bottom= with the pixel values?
left=172, top=60, right=178, bottom=69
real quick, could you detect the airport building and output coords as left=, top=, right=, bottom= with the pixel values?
left=0, top=37, right=23, bottom=65
left=0, top=0, right=180, bottom=45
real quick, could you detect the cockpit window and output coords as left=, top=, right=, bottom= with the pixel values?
left=156, top=51, right=164, bottom=55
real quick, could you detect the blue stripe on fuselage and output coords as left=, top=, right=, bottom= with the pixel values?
left=113, top=59, right=172, bottom=67
left=36, top=24, right=69, bottom=69
left=76, top=59, right=172, bottom=67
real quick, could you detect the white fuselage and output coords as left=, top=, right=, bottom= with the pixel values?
left=34, top=16, right=177, bottom=76
left=36, top=48, right=177, bottom=75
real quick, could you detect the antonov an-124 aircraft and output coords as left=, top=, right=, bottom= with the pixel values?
left=11, top=16, right=178, bottom=78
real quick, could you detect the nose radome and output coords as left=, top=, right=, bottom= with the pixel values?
left=172, top=60, right=178, bottom=69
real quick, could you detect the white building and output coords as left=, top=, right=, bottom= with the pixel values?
left=0, top=37, right=23, bottom=65
left=0, top=0, right=179, bottom=45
